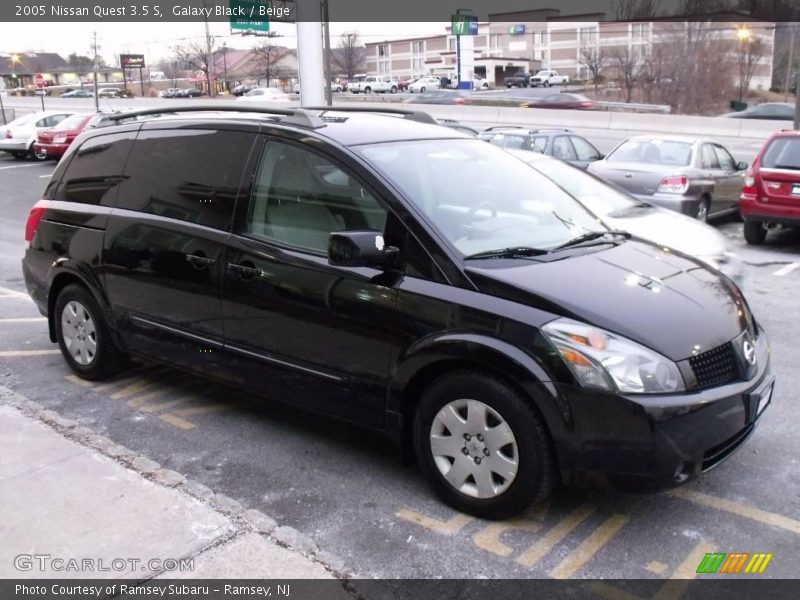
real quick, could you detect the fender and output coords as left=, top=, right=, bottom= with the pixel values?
left=385, top=331, right=575, bottom=450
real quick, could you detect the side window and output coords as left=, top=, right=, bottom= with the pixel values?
left=570, top=136, right=600, bottom=161
left=246, top=141, right=388, bottom=255
left=502, top=135, right=529, bottom=150
left=486, top=134, right=506, bottom=147
left=531, top=136, right=548, bottom=152
left=116, top=129, right=255, bottom=230
left=713, top=145, right=736, bottom=171
left=52, top=132, right=136, bottom=205
left=701, top=144, right=720, bottom=169
left=552, top=136, right=578, bottom=161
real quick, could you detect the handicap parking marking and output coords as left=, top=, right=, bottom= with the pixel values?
left=395, top=507, right=474, bottom=535
left=772, top=261, right=800, bottom=277
left=515, top=504, right=596, bottom=567
left=549, top=513, right=629, bottom=579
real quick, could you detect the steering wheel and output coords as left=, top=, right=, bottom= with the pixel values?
left=467, top=201, right=498, bottom=222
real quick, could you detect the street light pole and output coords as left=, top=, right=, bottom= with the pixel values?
left=92, top=32, right=100, bottom=112
left=222, top=42, right=228, bottom=93
left=785, top=24, right=796, bottom=102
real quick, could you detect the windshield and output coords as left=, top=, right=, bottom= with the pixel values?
left=607, top=139, right=693, bottom=166
left=762, top=137, right=800, bottom=170
left=528, top=159, right=642, bottom=217
left=356, top=139, right=606, bottom=257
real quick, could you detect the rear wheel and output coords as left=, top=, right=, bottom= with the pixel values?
left=413, top=372, right=556, bottom=519
left=390, top=85, right=397, bottom=93
left=11, top=150, right=26, bottom=160
left=696, top=198, right=710, bottom=223
left=744, top=221, right=767, bottom=245
left=364, top=86, right=372, bottom=94
left=54, top=284, right=126, bottom=380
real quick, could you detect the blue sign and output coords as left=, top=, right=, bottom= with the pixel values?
left=509, top=24, right=526, bottom=35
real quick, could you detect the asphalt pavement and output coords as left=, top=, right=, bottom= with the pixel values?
left=1, top=148, right=799, bottom=583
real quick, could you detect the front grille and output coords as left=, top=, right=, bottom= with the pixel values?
left=689, top=342, right=738, bottom=389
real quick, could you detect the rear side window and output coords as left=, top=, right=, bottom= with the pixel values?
left=51, top=132, right=136, bottom=205
left=116, top=129, right=255, bottom=231
left=761, top=137, right=800, bottom=170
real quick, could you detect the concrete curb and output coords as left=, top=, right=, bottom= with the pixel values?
left=0, top=384, right=354, bottom=580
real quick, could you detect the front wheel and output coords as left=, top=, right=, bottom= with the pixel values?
left=54, top=284, right=127, bottom=380
left=743, top=221, right=767, bottom=245
left=390, top=86, right=397, bottom=93
left=413, top=372, right=556, bottom=519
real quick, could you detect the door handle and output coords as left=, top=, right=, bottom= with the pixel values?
left=227, top=262, right=263, bottom=280
left=185, top=254, right=216, bottom=269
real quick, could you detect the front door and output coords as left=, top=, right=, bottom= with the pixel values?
left=221, top=138, right=400, bottom=427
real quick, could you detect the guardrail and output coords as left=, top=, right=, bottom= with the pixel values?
left=596, top=101, right=671, bottom=114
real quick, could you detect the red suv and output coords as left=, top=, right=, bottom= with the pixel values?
left=33, top=113, right=94, bottom=160
left=740, top=130, right=800, bottom=244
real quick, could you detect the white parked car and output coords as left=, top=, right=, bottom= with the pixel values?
left=409, top=77, right=441, bottom=93
left=508, top=150, right=743, bottom=285
left=237, top=87, right=290, bottom=102
left=350, top=75, right=398, bottom=94
left=530, top=70, right=570, bottom=87
left=0, top=111, right=75, bottom=160
left=473, top=78, right=490, bottom=90
left=294, top=82, right=344, bottom=94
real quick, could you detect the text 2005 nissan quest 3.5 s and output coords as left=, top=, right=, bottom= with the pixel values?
left=22, top=106, right=773, bottom=519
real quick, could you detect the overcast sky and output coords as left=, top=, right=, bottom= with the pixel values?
left=0, top=22, right=447, bottom=65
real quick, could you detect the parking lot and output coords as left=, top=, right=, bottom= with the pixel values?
left=2, top=125, right=800, bottom=584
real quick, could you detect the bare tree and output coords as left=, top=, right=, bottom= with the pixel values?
left=611, top=0, right=662, bottom=20
left=332, top=32, right=365, bottom=80
left=680, top=0, right=726, bottom=15
left=68, top=53, right=94, bottom=87
left=579, top=47, right=608, bottom=94
left=157, top=58, right=183, bottom=87
left=173, top=39, right=215, bottom=95
left=252, top=32, right=288, bottom=87
left=737, top=36, right=767, bottom=100
left=609, top=46, right=643, bottom=102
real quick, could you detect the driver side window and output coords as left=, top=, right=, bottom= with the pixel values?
left=247, top=141, right=388, bottom=255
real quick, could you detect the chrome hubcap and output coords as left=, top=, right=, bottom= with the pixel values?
left=430, top=399, right=519, bottom=499
left=61, top=300, right=97, bottom=366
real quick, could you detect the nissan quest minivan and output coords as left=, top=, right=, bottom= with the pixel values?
left=22, top=106, right=773, bottom=518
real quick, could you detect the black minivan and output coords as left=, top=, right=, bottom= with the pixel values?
left=22, top=106, right=773, bottom=518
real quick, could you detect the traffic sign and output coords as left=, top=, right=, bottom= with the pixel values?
left=34, top=73, right=45, bottom=88
left=230, top=0, right=270, bottom=32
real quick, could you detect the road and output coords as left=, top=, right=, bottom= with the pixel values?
left=1, top=129, right=800, bottom=584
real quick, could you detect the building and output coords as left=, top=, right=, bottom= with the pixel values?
left=364, top=9, right=775, bottom=90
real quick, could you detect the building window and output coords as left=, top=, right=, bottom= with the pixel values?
left=631, top=23, right=649, bottom=44
left=378, top=44, right=388, bottom=57
left=412, top=41, right=424, bottom=54
left=578, top=26, right=598, bottom=49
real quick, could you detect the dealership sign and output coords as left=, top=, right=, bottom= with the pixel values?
left=120, top=54, right=145, bottom=69
left=509, top=24, right=526, bottom=35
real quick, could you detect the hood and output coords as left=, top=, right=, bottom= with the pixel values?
left=605, top=206, right=727, bottom=258
left=466, top=240, right=748, bottom=361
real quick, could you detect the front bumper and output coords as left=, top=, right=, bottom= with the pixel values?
left=554, top=330, right=772, bottom=492
left=631, top=193, right=702, bottom=218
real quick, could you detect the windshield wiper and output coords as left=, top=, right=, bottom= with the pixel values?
left=552, top=230, right=631, bottom=251
left=465, top=246, right=550, bottom=260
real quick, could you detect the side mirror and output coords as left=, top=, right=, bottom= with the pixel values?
left=737, top=160, right=749, bottom=171
left=596, top=153, right=605, bottom=160
left=328, top=231, right=399, bottom=268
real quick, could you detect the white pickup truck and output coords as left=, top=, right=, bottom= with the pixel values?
left=350, top=75, right=398, bottom=94
left=529, top=70, right=570, bottom=87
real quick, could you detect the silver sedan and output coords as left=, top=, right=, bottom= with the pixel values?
left=587, top=135, right=749, bottom=222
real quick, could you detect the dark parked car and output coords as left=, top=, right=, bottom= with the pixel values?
left=232, top=84, right=257, bottom=97
left=22, top=105, right=772, bottom=519
left=504, top=72, right=533, bottom=88
left=740, top=129, right=800, bottom=244
left=176, top=88, right=204, bottom=98
left=405, top=90, right=471, bottom=105
left=520, top=93, right=597, bottom=110
left=479, top=127, right=603, bottom=169
left=60, top=89, right=93, bottom=98
left=589, top=135, right=748, bottom=222
left=722, top=103, right=794, bottom=121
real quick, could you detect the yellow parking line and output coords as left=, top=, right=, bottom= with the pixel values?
left=550, top=514, right=629, bottom=579
left=473, top=519, right=543, bottom=557
left=653, top=542, right=716, bottom=600
left=107, top=368, right=172, bottom=399
left=0, top=317, right=47, bottom=323
left=0, top=350, right=60, bottom=357
left=396, top=508, right=474, bottom=536
left=515, top=504, right=595, bottom=567
left=645, top=561, right=669, bottom=575
left=65, top=374, right=94, bottom=387
left=158, top=403, right=231, bottom=430
left=670, top=488, right=800, bottom=535
left=91, top=365, right=153, bottom=392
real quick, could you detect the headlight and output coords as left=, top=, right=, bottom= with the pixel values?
left=542, top=318, right=685, bottom=394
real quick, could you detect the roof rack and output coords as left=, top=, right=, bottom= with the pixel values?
left=302, top=106, right=439, bottom=125
left=483, top=126, right=572, bottom=133
left=101, top=104, right=327, bottom=129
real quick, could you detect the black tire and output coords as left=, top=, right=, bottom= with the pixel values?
left=11, top=150, right=27, bottom=160
left=364, top=86, right=372, bottom=94
left=743, top=221, right=767, bottom=245
left=420, top=86, right=426, bottom=93
left=54, top=284, right=126, bottom=380
left=390, top=86, right=397, bottom=93
left=696, top=198, right=710, bottom=222
left=413, top=371, right=556, bottom=519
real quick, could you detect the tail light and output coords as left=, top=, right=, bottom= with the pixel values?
left=657, top=175, right=689, bottom=194
left=454, top=98, right=466, bottom=105
left=741, top=168, right=757, bottom=199
left=580, top=101, right=595, bottom=108
left=25, top=200, right=47, bottom=250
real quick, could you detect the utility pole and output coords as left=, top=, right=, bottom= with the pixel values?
left=322, top=0, right=333, bottom=106
left=296, top=0, right=325, bottom=106
left=785, top=24, right=796, bottom=102
left=204, top=6, right=214, bottom=96
left=92, top=31, right=99, bottom=112
left=222, top=42, right=228, bottom=94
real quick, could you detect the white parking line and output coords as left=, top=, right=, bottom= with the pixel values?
left=0, top=317, right=46, bottom=323
left=773, top=261, right=800, bottom=277
left=0, top=350, right=60, bottom=357
left=0, top=286, right=30, bottom=300
left=39, top=173, right=54, bottom=178
left=0, top=164, right=43, bottom=171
